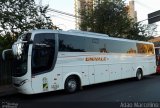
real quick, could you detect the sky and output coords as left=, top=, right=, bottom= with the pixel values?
left=126, top=0, right=160, bottom=21
left=126, top=0, right=160, bottom=36
left=35, top=0, right=160, bottom=35
left=35, top=0, right=75, bottom=30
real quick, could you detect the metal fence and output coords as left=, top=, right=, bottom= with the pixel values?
left=0, top=57, right=13, bottom=86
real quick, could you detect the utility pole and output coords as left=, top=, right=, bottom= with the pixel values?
left=39, top=0, right=42, bottom=20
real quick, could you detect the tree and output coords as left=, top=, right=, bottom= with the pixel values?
left=79, top=0, right=156, bottom=41
left=143, top=24, right=157, bottom=37
left=0, top=0, right=59, bottom=52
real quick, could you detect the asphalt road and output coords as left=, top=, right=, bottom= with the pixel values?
left=1, top=74, right=160, bottom=108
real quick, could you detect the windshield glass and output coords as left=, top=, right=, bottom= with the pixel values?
left=12, top=33, right=31, bottom=77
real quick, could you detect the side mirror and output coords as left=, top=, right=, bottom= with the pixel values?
left=2, top=49, right=14, bottom=61
left=12, top=40, right=33, bottom=56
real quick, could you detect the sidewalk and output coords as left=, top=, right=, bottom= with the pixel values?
left=0, top=85, right=17, bottom=97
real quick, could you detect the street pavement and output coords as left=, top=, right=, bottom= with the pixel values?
left=0, top=74, right=160, bottom=108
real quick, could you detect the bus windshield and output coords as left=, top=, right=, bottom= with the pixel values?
left=12, top=33, right=31, bottom=77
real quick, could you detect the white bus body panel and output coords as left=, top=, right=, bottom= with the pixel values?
left=12, top=30, right=156, bottom=94
left=29, top=52, right=156, bottom=94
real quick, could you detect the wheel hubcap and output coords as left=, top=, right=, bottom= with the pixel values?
left=138, top=73, right=141, bottom=80
left=68, top=80, right=76, bottom=90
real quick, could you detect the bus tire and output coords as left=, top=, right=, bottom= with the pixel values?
left=136, top=69, right=143, bottom=80
left=65, top=76, right=79, bottom=93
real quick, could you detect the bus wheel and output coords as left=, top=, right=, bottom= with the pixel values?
left=65, top=76, right=78, bottom=93
left=136, top=69, right=143, bottom=80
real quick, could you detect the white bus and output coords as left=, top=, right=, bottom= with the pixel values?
left=2, top=29, right=156, bottom=94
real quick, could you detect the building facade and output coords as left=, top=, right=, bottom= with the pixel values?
left=75, top=0, right=94, bottom=29
left=75, top=0, right=137, bottom=29
left=127, top=0, right=137, bottom=22
left=149, top=36, right=160, bottom=47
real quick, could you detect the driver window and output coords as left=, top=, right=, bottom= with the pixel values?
left=31, top=33, right=55, bottom=75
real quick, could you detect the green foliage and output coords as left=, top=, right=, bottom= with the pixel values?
left=0, top=0, right=59, bottom=52
left=79, top=0, right=155, bottom=41
left=0, top=33, right=14, bottom=53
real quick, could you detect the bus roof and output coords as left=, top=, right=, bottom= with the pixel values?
left=30, top=29, right=153, bottom=45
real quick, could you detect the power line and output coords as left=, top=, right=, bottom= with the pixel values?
left=47, top=9, right=76, bottom=19
left=137, top=14, right=160, bottom=24
left=47, top=14, right=75, bottom=22
left=46, top=9, right=77, bottom=22
left=35, top=4, right=80, bottom=19
left=47, top=8, right=80, bottom=18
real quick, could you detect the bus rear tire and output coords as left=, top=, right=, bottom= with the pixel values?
left=65, top=76, right=79, bottom=93
left=136, top=69, right=143, bottom=80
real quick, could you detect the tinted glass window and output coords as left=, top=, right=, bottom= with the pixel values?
left=59, top=34, right=86, bottom=52
left=91, top=38, right=107, bottom=53
left=137, top=43, right=154, bottom=54
left=59, top=34, right=154, bottom=54
left=32, top=33, right=55, bottom=75
left=59, top=34, right=108, bottom=52
left=106, top=40, right=137, bottom=53
left=155, top=48, right=160, bottom=55
left=13, top=33, right=32, bottom=77
left=147, top=44, right=154, bottom=54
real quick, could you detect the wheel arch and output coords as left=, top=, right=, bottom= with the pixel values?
left=63, top=72, right=82, bottom=89
left=135, top=66, right=143, bottom=76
